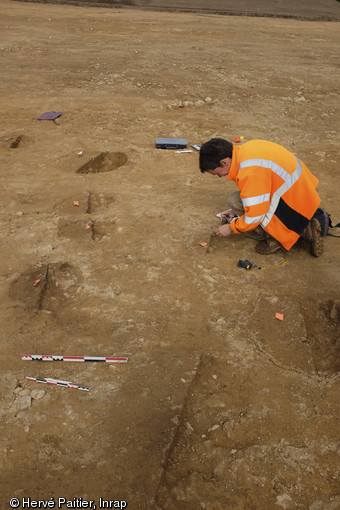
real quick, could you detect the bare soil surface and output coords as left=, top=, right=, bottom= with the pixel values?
left=0, top=1, right=339, bottom=509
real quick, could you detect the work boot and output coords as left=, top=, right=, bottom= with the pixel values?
left=301, top=218, right=323, bottom=257
left=255, top=238, right=282, bottom=254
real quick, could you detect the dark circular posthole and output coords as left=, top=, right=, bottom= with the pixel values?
left=76, top=151, right=128, bottom=174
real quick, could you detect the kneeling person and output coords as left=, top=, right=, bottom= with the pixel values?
left=199, top=138, right=323, bottom=256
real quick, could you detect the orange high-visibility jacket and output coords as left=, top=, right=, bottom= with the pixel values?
left=228, top=140, right=320, bottom=250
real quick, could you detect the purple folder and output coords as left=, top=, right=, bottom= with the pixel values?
left=37, top=112, right=62, bottom=120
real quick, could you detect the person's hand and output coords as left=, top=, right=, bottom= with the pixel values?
left=214, top=223, right=232, bottom=237
left=221, top=209, right=235, bottom=223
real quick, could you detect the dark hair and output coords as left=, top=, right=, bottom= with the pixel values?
left=199, top=138, right=233, bottom=173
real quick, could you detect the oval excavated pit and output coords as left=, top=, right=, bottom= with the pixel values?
left=76, top=151, right=128, bottom=174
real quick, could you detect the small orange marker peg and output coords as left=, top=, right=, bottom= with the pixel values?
left=199, top=242, right=207, bottom=247
left=34, top=279, right=41, bottom=287
left=275, top=313, right=284, bottom=321
left=73, top=201, right=80, bottom=207
left=234, top=137, right=241, bottom=143
left=85, top=224, right=91, bottom=229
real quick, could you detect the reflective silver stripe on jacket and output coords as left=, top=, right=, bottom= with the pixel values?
left=243, top=213, right=266, bottom=225
left=242, top=193, right=271, bottom=207
left=238, top=157, right=303, bottom=228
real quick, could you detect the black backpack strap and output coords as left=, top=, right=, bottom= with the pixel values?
left=313, top=208, right=340, bottom=238
left=327, top=222, right=340, bottom=237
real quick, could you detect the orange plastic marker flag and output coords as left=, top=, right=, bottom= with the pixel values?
left=34, top=279, right=41, bottom=287
left=234, top=137, right=241, bottom=143
left=275, top=313, right=284, bottom=321
left=200, top=242, right=207, bottom=247
left=73, top=201, right=80, bottom=207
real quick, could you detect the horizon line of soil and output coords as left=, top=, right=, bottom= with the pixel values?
left=10, top=0, right=340, bottom=22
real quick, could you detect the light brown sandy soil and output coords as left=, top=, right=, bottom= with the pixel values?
left=0, top=1, right=339, bottom=509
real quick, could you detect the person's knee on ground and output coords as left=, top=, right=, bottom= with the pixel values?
left=255, top=237, right=282, bottom=254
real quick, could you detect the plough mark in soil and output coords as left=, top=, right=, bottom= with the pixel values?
left=9, top=262, right=81, bottom=314
left=154, top=355, right=204, bottom=506
left=37, top=265, right=50, bottom=311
